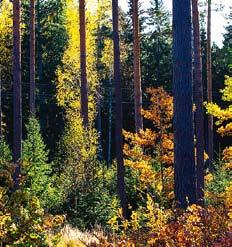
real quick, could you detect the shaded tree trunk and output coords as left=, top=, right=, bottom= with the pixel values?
left=97, top=104, right=103, bottom=160
left=173, top=0, right=196, bottom=208
left=96, top=11, right=103, bottom=160
left=30, top=0, right=36, bottom=115
left=132, top=0, right=143, bottom=132
left=112, top=0, right=127, bottom=217
left=192, top=0, right=204, bottom=205
left=207, top=0, right=213, bottom=169
left=13, top=0, right=22, bottom=188
left=108, top=72, right=113, bottom=166
left=79, top=0, right=89, bottom=127
left=36, top=0, right=42, bottom=82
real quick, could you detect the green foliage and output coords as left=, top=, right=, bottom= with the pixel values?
left=0, top=163, right=63, bottom=246
left=206, top=160, right=232, bottom=204
left=0, top=0, right=12, bottom=84
left=65, top=166, right=119, bottom=229
left=0, top=137, right=12, bottom=166
left=143, top=0, right=172, bottom=88
left=22, top=117, right=58, bottom=209
left=56, top=119, right=119, bottom=228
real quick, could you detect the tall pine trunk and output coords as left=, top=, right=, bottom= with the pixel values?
left=37, top=0, right=42, bottom=82
left=107, top=71, right=113, bottom=166
left=112, top=0, right=127, bottom=217
left=207, top=0, right=213, bottom=169
left=30, top=0, right=36, bottom=115
left=132, top=0, right=143, bottom=132
left=173, top=0, right=196, bottom=208
left=192, top=0, right=204, bottom=205
left=13, top=0, right=22, bottom=188
left=79, top=0, right=89, bottom=127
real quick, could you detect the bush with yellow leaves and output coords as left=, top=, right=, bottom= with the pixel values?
left=123, top=87, right=174, bottom=207
left=0, top=163, right=64, bottom=246
left=107, top=199, right=231, bottom=246
left=105, top=85, right=232, bottom=246
left=205, top=76, right=232, bottom=206
left=206, top=75, right=232, bottom=167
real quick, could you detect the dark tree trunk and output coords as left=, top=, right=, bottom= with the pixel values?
left=30, top=0, right=36, bottom=115
left=173, top=0, right=197, bottom=208
left=112, top=0, right=127, bottom=217
left=132, top=0, right=143, bottom=132
left=107, top=78, right=113, bottom=167
left=192, top=0, right=205, bottom=205
left=96, top=12, right=103, bottom=161
left=107, top=70, right=113, bottom=166
left=97, top=104, right=103, bottom=160
left=36, top=0, right=42, bottom=82
left=13, top=0, right=22, bottom=188
left=207, top=0, right=213, bottom=169
left=79, top=0, right=89, bottom=127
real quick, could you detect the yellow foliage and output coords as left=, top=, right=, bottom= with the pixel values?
left=222, top=146, right=232, bottom=169
left=123, top=87, right=174, bottom=201
left=0, top=0, right=12, bottom=91
left=55, top=0, right=113, bottom=191
left=142, top=87, right=173, bottom=129
left=206, top=76, right=232, bottom=168
left=56, top=0, right=100, bottom=123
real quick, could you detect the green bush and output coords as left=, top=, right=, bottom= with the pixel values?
left=62, top=164, right=119, bottom=229
left=0, top=137, right=12, bottom=166
left=22, top=117, right=58, bottom=209
left=0, top=162, right=63, bottom=246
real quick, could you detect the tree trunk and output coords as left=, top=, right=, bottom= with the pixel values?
left=173, top=0, right=196, bottom=208
left=30, top=0, right=36, bottom=115
left=207, top=0, right=213, bottom=169
left=112, top=0, right=127, bottom=218
left=108, top=71, right=113, bottom=166
left=96, top=9, right=103, bottom=160
left=79, top=0, right=89, bottom=127
left=36, top=0, right=42, bottom=82
left=13, top=0, right=22, bottom=188
left=192, top=0, right=205, bottom=205
left=97, top=104, right=103, bottom=160
left=132, top=0, right=143, bottom=132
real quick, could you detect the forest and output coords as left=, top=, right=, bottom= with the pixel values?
left=0, top=0, right=231, bottom=246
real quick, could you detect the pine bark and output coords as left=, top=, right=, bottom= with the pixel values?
left=108, top=73, right=113, bottom=166
left=112, top=0, right=127, bottom=217
left=37, top=0, right=42, bottom=82
left=13, top=0, right=22, bottom=188
left=30, top=0, right=36, bottom=115
left=79, top=0, right=89, bottom=127
left=207, top=0, right=213, bottom=169
left=132, top=0, right=143, bottom=132
left=173, top=0, right=197, bottom=208
left=192, top=0, right=205, bottom=205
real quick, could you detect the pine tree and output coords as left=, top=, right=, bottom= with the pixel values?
left=145, top=0, right=172, bottom=88
left=112, top=0, right=127, bottom=217
left=207, top=0, right=214, bottom=169
left=79, top=0, right=89, bottom=127
left=173, top=0, right=196, bottom=208
left=13, top=0, right=22, bottom=188
left=132, top=0, right=143, bottom=132
left=192, top=0, right=205, bottom=205
left=29, top=0, right=35, bottom=115
left=22, top=117, right=52, bottom=207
